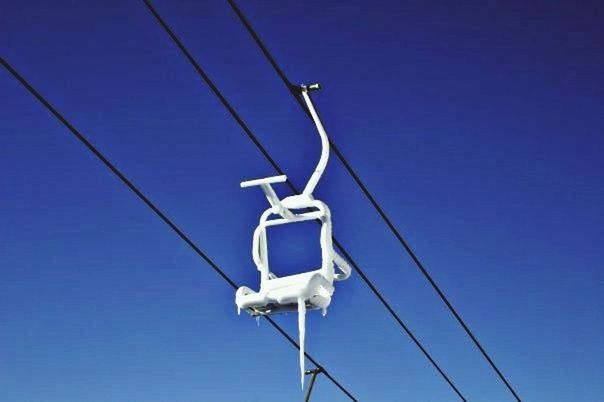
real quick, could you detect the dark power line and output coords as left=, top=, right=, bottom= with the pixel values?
left=225, top=1, right=523, bottom=401
left=140, top=1, right=467, bottom=400
left=0, top=57, right=358, bottom=402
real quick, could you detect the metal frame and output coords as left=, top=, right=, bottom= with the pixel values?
left=236, top=84, right=351, bottom=316
left=235, top=84, right=351, bottom=389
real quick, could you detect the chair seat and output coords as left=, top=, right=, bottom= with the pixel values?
left=236, top=271, right=334, bottom=316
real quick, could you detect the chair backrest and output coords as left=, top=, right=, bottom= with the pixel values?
left=253, top=199, right=335, bottom=286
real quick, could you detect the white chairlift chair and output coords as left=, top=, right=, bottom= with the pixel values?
left=235, top=84, right=351, bottom=387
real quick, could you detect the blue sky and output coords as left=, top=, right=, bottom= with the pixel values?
left=1, top=1, right=603, bottom=401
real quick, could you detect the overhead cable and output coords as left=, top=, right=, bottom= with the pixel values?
left=225, top=2, right=523, bottom=401
left=0, top=57, right=358, bottom=402
left=140, top=2, right=466, bottom=400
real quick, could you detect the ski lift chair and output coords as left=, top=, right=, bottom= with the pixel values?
left=235, top=84, right=351, bottom=317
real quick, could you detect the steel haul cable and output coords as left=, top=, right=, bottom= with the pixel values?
left=140, top=1, right=467, bottom=400
left=225, top=1, right=523, bottom=401
left=1, top=56, right=358, bottom=402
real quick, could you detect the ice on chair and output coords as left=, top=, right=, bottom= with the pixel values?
left=236, top=271, right=334, bottom=316
left=234, top=84, right=351, bottom=389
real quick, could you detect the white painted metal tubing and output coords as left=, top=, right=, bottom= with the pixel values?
left=240, top=174, right=287, bottom=188
left=262, top=212, right=325, bottom=227
left=300, top=87, right=330, bottom=196
left=333, top=252, right=352, bottom=281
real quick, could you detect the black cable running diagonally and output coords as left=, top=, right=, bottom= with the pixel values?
left=0, top=57, right=358, bottom=402
left=225, top=1, right=523, bottom=401
left=140, top=1, right=467, bottom=400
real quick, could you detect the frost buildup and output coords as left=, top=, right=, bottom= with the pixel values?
left=234, top=84, right=352, bottom=390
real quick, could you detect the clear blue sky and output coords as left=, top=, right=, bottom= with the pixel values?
left=2, top=1, right=603, bottom=401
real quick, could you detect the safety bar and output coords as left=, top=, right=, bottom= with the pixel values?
left=240, top=174, right=287, bottom=188
left=241, top=175, right=294, bottom=220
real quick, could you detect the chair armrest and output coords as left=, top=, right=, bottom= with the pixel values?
left=240, top=175, right=287, bottom=188
left=333, top=252, right=352, bottom=281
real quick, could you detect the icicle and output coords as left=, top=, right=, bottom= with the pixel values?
left=256, top=316, right=260, bottom=327
left=298, top=297, right=306, bottom=390
left=321, top=308, right=327, bottom=317
left=237, top=307, right=241, bottom=315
